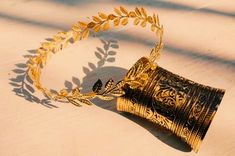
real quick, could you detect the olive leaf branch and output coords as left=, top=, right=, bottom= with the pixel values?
left=26, top=6, right=163, bottom=107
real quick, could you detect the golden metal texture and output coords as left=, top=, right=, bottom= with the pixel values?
left=26, top=6, right=163, bottom=106
left=25, top=6, right=226, bottom=152
left=117, top=57, right=225, bottom=152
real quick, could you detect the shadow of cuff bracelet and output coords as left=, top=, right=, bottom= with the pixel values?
left=26, top=6, right=225, bottom=152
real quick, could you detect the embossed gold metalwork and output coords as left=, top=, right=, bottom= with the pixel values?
left=25, top=6, right=225, bottom=152
left=117, top=57, right=225, bottom=152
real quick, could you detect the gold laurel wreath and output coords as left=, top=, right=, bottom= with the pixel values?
left=26, top=6, right=164, bottom=106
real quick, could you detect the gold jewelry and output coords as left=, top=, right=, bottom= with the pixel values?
left=26, top=6, right=225, bottom=152
left=26, top=6, right=163, bottom=106
left=117, top=57, right=225, bottom=152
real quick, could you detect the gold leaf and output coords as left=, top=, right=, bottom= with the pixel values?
left=149, top=47, right=160, bottom=62
left=66, top=30, right=73, bottom=38
left=110, top=90, right=125, bottom=97
left=108, top=14, right=116, bottom=20
left=61, top=41, right=69, bottom=49
left=97, top=95, right=114, bottom=101
left=72, top=24, right=82, bottom=32
left=140, top=20, right=147, bottom=27
left=153, top=13, right=159, bottom=26
left=29, top=56, right=39, bottom=64
left=121, top=17, right=128, bottom=25
left=81, top=92, right=96, bottom=99
left=53, top=34, right=62, bottom=42
left=103, top=21, right=110, bottom=31
left=92, top=16, right=101, bottom=22
left=156, top=25, right=164, bottom=37
left=115, top=80, right=125, bottom=89
left=156, top=14, right=160, bottom=26
left=35, top=82, right=42, bottom=90
left=68, top=99, right=82, bottom=107
left=113, top=18, right=120, bottom=26
left=141, top=7, right=147, bottom=17
left=153, top=13, right=156, bottom=23
left=149, top=42, right=163, bottom=62
left=57, top=31, right=67, bottom=38
left=129, top=11, right=136, bottom=17
left=156, top=29, right=160, bottom=37
left=104, top=79, right=114, bottom=91
left=72, top=88, right=80, bottom=96
left=52, top=45, right=59, bottom=53
left=120, top=6, right=128, bottom=15
left=93, top=24, right=101, bottom=32
left=87, top=22, right=96, bottom=28
left=134, top=18, right=140, bottom=25
left=135, top=7, right=141, bottom=16
left=28, top=68, right=37, bottom=81
left=114, top=7, right=122, bottom=16
left=34, top=82, right=42, bottom=92
left=78, top=21, right=87, bottom=28
left=59, top=89, right=68, bottom=96
left=41, top=42, right=52, bottom=50
left=147, top=16, right=153, bottom=23
left=98, top=12, right=108, bottom=19
left=43, top=88, right=53, bottom=99
left=40, top=55, right=47, bottom=67
left=37, top=48, right=46, bottom=55
left=151, top=24, right=155, bottom=32
left=72, top=31, right=81, bottom=42
left=82, top=29, right=89, bottom=39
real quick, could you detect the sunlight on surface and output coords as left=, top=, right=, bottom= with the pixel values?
left=0, top=0, right=235, bottom=156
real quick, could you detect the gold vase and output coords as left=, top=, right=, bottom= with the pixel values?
left=117, top=57, right=225, bottom=152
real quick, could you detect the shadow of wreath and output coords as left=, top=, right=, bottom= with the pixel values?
left=9, top=38, right=119, bottom=108
left=9, top=35, right=191, bottom=152
left=9, top=49, right=54, bottom=108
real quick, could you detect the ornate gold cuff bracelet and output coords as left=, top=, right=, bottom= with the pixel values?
left=26, top=6, right=225, bottom=152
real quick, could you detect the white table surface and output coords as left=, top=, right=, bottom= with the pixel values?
left=0, top=0, right=235, bottom=155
